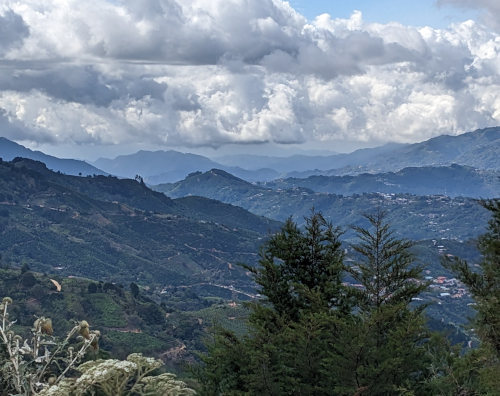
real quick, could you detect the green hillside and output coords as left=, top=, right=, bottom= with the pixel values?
left=155, top=169, right=491, bottom=241
left=0, top=268, right=174, bottom=358
left=0, top=158, right=280, bottom=290
left=0, top=157, right=490, bottom=359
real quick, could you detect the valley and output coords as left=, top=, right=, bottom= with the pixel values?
left=0, top=127, right=498, bottom=387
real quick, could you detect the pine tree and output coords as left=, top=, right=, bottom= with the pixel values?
left=334, top=211, right=430, bottom=395
left=445, top=199, right=500, bottom=393
left=197, top=211, right=434, bottom=395
left=349, top=210, right=427, bottom=310
left=247, top=212, right=347, bottom=319
left=197, top=212, right=349, bottom=395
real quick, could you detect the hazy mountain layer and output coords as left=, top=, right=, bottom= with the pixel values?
left=155, top=169, right=491, bottom=241
left=263, top=164, right=500, bottom=198
left=217, top=127, right=500, bottom=175
left=215, top=143, right=406, bottom=172
left=0, top=137, right=106, bottom=176
left=93, top=127, right=499, bottom=183
left=94, top=150, right=280, bottom=183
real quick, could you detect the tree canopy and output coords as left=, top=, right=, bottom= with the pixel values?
left=197, top=211, right=433, bottom=395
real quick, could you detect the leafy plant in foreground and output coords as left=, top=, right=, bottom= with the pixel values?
left=38, top=353, right=196, bottom=396
left=1, top=297, right=197, bottom=395
left=0, top=297, right=99, bottom=395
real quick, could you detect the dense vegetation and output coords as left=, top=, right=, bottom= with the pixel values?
left=0, top=269, right=184, bottom=360
left=196, top=203, right=500, bottom=395
left=0, top=296, right=195, bottom=395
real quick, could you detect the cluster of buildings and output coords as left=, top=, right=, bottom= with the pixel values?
left=427, top=275, right=469, bottom=299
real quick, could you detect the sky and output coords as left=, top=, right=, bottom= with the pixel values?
left=0, top=0, right=499, bottom=160
left=289, top=0, right=479, bottom=28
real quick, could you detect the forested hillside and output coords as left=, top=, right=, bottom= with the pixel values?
left=0, top=158, right=280, bottom=289
left=155, top=169, right=490, bottom=240
left=0, top=157, right=498, bottom=394
left=0, top=268, right=184, bottom=361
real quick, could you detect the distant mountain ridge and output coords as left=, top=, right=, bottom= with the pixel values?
left=94, top=127, right=499, bottom=182
left=359, top=127, right=500, bottom=172
left=154, top=168, right=491, bottom=241
left=94, top=150, right=220, bottom=181
left=263, top=164, right=500, bottom=198
left=2, top=127, right=498, bottom=184
left=214, top=143, right=406, bottom=173
left=217, top=127, right=500, bottom=176
left=0, top=137, right=106, bottom=176
left=94, top=150, right=280, bottom=183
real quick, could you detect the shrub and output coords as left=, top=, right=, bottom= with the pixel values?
left=0, top=297, right=99, bottom=395
left=39, top=354, right=196, bottom=396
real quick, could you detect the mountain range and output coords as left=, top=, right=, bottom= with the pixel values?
left=0, top=127, right=497, bottom=251
left=214, top=143, right=406, bottom=173
left=2, top=127, right=499, bottom=184
left=0, top=132, right=496, bottom=354
left=94, top=150, right=280, bottom=183
left=154, top=168, right=491, bottom=241
left=0, top=137, right=106, bottom=176
left=216, top=127, right=500, bottom=175
left=93, top=126, right=499, bottom=182
left=263, top=164, right=500, bottom=198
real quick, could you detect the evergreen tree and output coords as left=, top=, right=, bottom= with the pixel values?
left=197, top=212, right=349, bottom=395
left=349, top=211, right=427, bottom=310
left=331, top=211, right=430, bottom=395
left=444, top=199, right=500, bottom=393
left=246, top=212, right=347, bottom=319
left=197, top=211, right=433, bottom=395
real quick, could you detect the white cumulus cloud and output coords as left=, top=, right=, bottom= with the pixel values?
left=0, top=0, right=499, bottom=153
left=438, top=0, right=500, bottom=32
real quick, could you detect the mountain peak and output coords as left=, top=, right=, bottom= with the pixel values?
left=186, top=168, right=252, bottom=185
left=0, top=137, right=106, bottom=176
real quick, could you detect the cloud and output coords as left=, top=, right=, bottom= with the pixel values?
left=4, top=0, right=304, bottom=65
left=2, top=2, right=422, bottom=74
left=0, top=64, right=167, bottom=106
left=0, top=107, right=55, bottom=143
left=437, top=0, right=500, bottom=31
left=0, top=9, right=29, bottom=55
left=0, top=1, right=499, bottom=151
